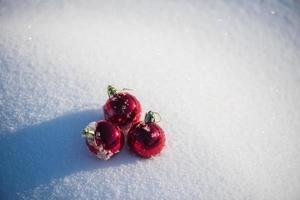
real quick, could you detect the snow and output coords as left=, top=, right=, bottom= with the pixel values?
left=1, top=0, right=300, bottom=199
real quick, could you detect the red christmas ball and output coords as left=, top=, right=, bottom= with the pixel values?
left=104, top=85, right=142, bottom=130
left=127, top=111, right=165, bottom=158
left=82, top=120, right=124, bottom=160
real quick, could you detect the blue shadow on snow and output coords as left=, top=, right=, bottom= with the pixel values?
left=0, top=109, right=138, bottom=199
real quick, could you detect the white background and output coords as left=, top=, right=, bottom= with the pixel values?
left=0, top=0, right=300, bottom=199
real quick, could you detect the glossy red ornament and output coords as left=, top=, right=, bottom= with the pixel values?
left=104, top=85, right=142, bottom=130
left=127, top=111, right=165, bottom=158
left=82, top=120, right=124, bottom=160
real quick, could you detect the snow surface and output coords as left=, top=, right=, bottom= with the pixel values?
left=1, top=0, right=300, bottom=199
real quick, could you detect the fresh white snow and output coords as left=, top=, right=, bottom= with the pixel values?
left=0, top=0, right=300, bottom=199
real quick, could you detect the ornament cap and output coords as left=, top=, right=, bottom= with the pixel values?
left=107, top=85, right=117, bottom=97
left=144, top=111, right=161, bottom=124
left=107, top=85, right=133, bottom=97
left=82, top=128, right=95, bottom=139
left=82, top=122, right=96, bottom=138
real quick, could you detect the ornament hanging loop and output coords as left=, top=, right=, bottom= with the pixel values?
left=121, top=88, right=132, bottom=92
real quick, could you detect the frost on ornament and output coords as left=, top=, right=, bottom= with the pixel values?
left=96, top=146, right=114, bottom=160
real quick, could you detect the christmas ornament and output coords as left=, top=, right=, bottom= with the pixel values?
left=82, top=120, right=124, bottom=160
left=104, top=85, right=142, bottom=130
left=127, top=111, right=165, bottom=158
